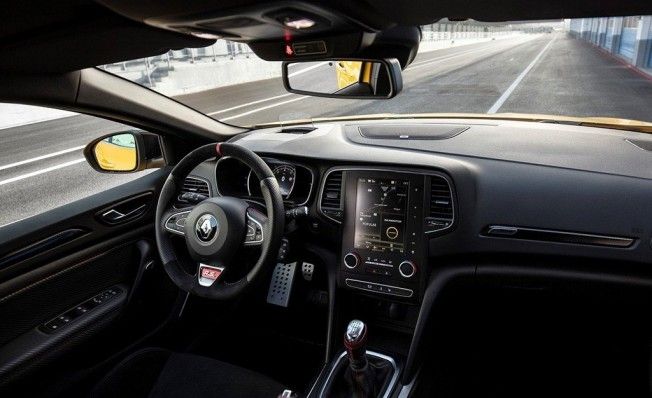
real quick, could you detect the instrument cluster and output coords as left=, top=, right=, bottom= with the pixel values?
left=216, top=156, right=314, bottom=206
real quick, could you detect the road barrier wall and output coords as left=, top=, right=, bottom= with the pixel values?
left=418, top=33, right=528, bottom=53
left=569, top=16, right=652, bottom=76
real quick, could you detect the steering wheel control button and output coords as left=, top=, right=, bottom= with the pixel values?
left=198, top=264, right=224, bottom=287
left=179, top=192, right=208, bottom=204
left=398, top=261, right=417, bottom=278
left=267, top=262, right=297, bottom=307
left=344, top=252, right=360, bottom=269
left=195, top=214, right=219, bottom=243
left=165, top=211, right=190, bottom=235
left=244, top=213, right=264, bottom=245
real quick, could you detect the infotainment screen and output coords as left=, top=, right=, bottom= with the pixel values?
left=354, top=177, right=410, bottom=253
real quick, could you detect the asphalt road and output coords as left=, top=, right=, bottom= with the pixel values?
left=1, top=32, right=652, bottom=227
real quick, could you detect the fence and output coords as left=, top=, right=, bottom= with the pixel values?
left=101, top=41, right=255, bottom=87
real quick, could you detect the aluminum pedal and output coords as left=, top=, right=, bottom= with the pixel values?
left=267, top=262, right=297, bottom=307
left=301, top=262, right=314, bottom=281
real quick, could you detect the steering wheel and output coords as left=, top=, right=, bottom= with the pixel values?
left=155, top=143, right=284, bottom=300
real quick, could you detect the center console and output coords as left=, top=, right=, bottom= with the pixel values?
left=337, top=168, right=453, bottom=301
left=312, top=166, right=455, bottom=397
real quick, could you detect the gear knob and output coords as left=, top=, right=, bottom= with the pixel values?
left=344, top=319, right=368, bottom=370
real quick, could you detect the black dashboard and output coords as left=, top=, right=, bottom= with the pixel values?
left=184, top=118, right=652, bottom=302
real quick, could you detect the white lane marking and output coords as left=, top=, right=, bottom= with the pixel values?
left=221, top=96, right=306, bottom=121
left=207, top=62, right=326, bottom=116
left=0, top=158, right=85, bottom=186
left=407, top=46, right=495, bottom=69
left=487, top=38, right=555, bottom=114
left=0, top=145, right=85, bottom=171
left=405, top=35, right=539, bottom=72
left=406, top=36, right=537, bottom=72
left=288, top=61, right=329, bottom=78
left=207, top=93, right=293, bottom=115
left=406, top=44, right=517, bottom=72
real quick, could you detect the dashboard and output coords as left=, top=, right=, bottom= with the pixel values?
left=185, top=118, right=652, bottom=302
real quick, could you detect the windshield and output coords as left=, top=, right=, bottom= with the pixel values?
left=101, top=17, right=652, bottom=127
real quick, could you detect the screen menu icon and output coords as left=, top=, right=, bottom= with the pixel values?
left=354, top=178, right=409, bottom=253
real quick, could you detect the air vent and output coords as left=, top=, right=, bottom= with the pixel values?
left=181, top=177, right=210, bottom=197
left=320, top=170, right=343, bottom=222
left=280, top=127, right=316, bottom=134
left=425, top=176, right=454, bottom=233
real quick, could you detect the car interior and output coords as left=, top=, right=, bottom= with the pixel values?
left=2, top=1, right=652, bottom=397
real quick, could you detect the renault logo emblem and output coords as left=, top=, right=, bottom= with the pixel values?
left=195, top=214, right=218, bottom=242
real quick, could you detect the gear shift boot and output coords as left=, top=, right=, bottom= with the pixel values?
left=319, top=320, right=397, bottom=398
left=324, top=353, right=394, bottom=398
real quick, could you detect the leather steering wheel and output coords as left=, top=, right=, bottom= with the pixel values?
left=155, top=143, right=284, bottom=300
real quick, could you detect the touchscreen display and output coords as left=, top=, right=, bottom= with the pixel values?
left=354, top=177, right=409, bottom=253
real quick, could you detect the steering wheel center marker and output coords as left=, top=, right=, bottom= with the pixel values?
left=198, top=264, right=224, bottom=287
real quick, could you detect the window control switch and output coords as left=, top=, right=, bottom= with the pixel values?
left=39, top=286, right=123, bottom=334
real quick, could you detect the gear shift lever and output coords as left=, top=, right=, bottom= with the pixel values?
left=344, top=320, right=368, bottom=371
left=321, top=320, right=393, bottom=398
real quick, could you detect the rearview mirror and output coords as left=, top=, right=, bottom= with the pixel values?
left=84, top=131, right=164, bottom=173
left=282, top=58, right=402, bottom=99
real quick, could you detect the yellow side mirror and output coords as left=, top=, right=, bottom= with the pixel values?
left=84, top=131, right=164, bottom=173
left=93, top=134, right=137, bottom=171
left=335, top=61, right=363, bottom=89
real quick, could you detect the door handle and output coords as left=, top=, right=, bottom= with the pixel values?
left=96, top=192, right=153, bottom=226
left=100, top=204, right=147, bottom=224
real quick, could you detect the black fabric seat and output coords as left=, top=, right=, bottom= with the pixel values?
left=91, top=348, right=287, bottom=398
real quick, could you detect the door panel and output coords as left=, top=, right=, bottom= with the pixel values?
left=0, top=241, right=138, bottom=347
left=0, top=169, right=166, bottom=281
left=0, top=168, right=180, bottom=396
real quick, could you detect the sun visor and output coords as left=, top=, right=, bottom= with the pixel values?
left=249, top=26, right=421, bottom=68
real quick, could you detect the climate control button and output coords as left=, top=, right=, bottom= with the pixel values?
left=344, top=252, right=360, bottom=269
left=398, top=261, right=417, bottom=278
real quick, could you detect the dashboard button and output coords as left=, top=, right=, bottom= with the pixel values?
left=343, top=252, right=359, bottom=269
left=345, top=278, right=414, bottom=298
left=399, top=261, right=417, bottom=278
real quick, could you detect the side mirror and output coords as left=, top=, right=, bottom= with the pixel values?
left=282, top=58, right=402, bottom=99
left=84, top=131, right=164, bottom=173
